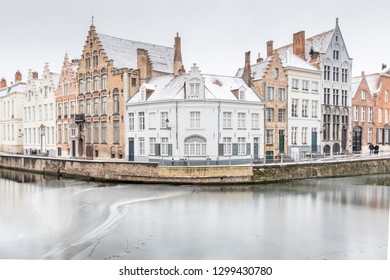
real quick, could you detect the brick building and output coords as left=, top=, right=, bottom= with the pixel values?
left=56, top=54, right=79, bottom=157
left=75, top=24, right=175, bottom=160
left=351, top=72, right=375, bottom=153
left=237, top=50, right=288, bottom=162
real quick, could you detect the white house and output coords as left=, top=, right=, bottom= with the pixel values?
left=278, top=50, right=322, bottom=160
left=276, top=19, right=353, bottom=155
left=0, top=72, right=26, bottom=154
left=125, top=64, right=265, bottom=165
left=23, top=64, right=59, bottom=156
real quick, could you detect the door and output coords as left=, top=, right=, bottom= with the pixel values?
left=265, top=151, right=274, bottom=163
left=71, top=140, right=76, bottom=158
left=253, top=137, right=259, bottom=160
left=311, top=131, right=317, bottom=152
left=352, top=127, right=362, bottom=153
left=128, top=138, right=134, bottom=161
left=342, top=126, right=347, bottom=152
left=279, top=130, right=285, bottom=154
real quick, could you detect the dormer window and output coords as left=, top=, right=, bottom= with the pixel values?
left=239, top=90, right=245, bottom=100
left=140, top=87, right=146, bottom=101
left=186, top=63, right=205, bottom=100
left=189, top=78, right=200, bottom=98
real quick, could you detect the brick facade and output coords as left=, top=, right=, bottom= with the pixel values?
left=56, top=54, right=78, bottom=157
left=351, top=72, right=375, bottom=153
left=251, top=52, right=288, bottom=161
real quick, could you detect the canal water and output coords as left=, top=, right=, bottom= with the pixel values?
left=0, top=169, right=388, bottom=260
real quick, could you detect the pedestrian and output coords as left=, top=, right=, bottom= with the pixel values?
left=374, top=145, right=379, bottom=155
left=369, top=143, right=374, bottom=155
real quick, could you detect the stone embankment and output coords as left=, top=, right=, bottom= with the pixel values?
left=1, top=154, right=390, bottom=184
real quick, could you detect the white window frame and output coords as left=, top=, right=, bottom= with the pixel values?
left=237, top=112, right=246, bottom=129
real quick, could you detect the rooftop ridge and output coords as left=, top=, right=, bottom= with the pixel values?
left=96, top=32, right=174, bottom=50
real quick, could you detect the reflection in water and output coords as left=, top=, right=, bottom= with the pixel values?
left=0, top=169, right=389, bottom=260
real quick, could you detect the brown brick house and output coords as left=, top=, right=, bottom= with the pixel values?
left=237, top=47, right=288, bottom=162
left=75, top=24, right=176, bottom=160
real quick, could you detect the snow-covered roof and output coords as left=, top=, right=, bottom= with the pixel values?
left=278, top=50, right=318, bottom=71
left=128, top=73, right=262, bottom=104
left=236, top=58, right=270, bottom=80
left=365, top=74, right=381, bottom=95
left=97, top=33, right=174, bottom=74
left=8, top=82, right=26, bottom=94
left=0, top=82, right=26, bottom=97
left=351, top=76, right=362, bottom=96
left=276, top=29, right=334, bottom=61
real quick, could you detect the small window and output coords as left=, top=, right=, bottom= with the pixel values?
left=274, top=68, right=279, bottom=79
left=239, top=90, right=245, bottom=100
left=292, top=79, right=299, bottom=90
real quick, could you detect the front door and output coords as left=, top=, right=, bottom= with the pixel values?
left=352, top=127, right=362, bottom=153
left=253, top=137, right=259, bottom=160
left=265, top=151, right=274, bottom=163
left=279, top=130, right=285, bottom=154
left=128, top=138, right=134, bottom=161
left=71, top=140, right=76, bottom=158
left=311, top=131, right=317, bottom=152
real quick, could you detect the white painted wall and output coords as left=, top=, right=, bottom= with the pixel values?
left=125, top=99, right=264, bottom=164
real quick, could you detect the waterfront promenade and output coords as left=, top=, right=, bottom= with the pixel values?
left=2, top=152, right=390, bottom=185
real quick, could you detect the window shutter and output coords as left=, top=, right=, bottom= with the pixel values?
left=246, top=143, right=251, bottom=155
left=232, top=143, right=238, bottom=155
left=155, top=143, right=161, bottom=156
left=218, top=144, right=224, bottom=156
left=168, top=144, right=173, bottom=156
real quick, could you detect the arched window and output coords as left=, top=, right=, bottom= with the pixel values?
left=184, top=135, right=206, bottom=156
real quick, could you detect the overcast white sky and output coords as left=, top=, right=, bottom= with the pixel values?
left=1, top=0, right=389, bottom=83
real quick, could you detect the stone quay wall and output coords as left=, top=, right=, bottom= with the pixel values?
left=1, top=154, right=390, bottom=184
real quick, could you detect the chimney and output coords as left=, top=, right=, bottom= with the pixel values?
left=382, top=63, right=387, bottom=70
left=361, top=71, right=365, bottom=77
left=256, top=53, right=263, bottom=63
left=293, top=31, right=306, bottom=60
left=0, top=78, right=6, bottom=88
left=137, top=48, right=152, bottom=82
left=15, top=70, right=22, bottom=83
left=173, top=33, right=184, bottom=76
left=242, top=51, right=252, bottom=86
left=266, top=40, right=274, bottom=57
left=32, top=71, right=38, bottom=79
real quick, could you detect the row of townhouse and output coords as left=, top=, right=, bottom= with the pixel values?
left=351, top=69, right=390, bottom=153
left=1, top=18, right=388, bottom=163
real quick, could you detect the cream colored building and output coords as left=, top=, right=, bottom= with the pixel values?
left=23, top=64, right=59, bottom=156
left=0, top=72, right=25, bottom=154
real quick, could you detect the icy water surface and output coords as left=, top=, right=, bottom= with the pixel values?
left=0, top=169, right=389, bottom=260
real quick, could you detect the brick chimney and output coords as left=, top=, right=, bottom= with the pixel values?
left=266, top=41, right=274, bottom=57
left=256, top=53, right=263, bottom=63
left=242, top=51, right=251, bottom=86
left=15, top=70, right=22, bottom=83
left=32, top=71, right=38, bottom=79
left=173, top=33, right=185, bottom=76
left=137, top=48, right=152, bottom=82
left=293, top=31, right=306, bottom=60
left=0, top=78, right=6, bottom=88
